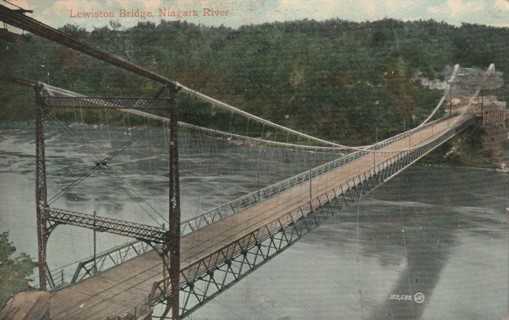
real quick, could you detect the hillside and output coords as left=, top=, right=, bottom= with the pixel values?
left=0, top=18, right=507, bottom=160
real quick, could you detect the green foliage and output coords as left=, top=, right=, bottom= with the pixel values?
left=0, top=232, right=35, bottom=308
left=502, top=138, right=509, bottom=150
left=0, top=18, right=507, bottom=148
left=421, top=123, right=497, bottom=168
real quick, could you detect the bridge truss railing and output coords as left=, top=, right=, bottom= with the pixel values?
left=39, top=115, right=464, bottom=292
left=34, top=116, right=474, bottom=319
left=179, top=115, right=452, bottom=235
left=39, top=116, right=456, bottom=290
left=32, top=240, right=154, bottom=290
left=144, top=116, right=476, bottom=319
left=69, top=240, right=154, bottom=284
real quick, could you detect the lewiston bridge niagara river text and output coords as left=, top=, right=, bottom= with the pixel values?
left=70, top=8, right=230, bottom=20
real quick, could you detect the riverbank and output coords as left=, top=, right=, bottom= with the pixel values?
left=421, top=121, right=509, bottom=171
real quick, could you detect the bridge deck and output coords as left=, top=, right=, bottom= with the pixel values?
left=48, top=117, right=459, bottom=319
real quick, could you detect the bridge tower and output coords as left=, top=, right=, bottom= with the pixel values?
left=35, top=85, right=49, bottom=291
left=165, top=86, right=182, bottom=320
left=32, top=87, right=183, bottom=319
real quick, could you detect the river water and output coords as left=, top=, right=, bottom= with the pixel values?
left=0, top=122, right=508, bottom=320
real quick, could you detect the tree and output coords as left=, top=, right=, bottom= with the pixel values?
left=0, top=232, right=35, bottom=308
left=383, top=56, right=417, bottom=128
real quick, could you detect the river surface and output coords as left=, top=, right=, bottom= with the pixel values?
left=0, top=122, right=508, bottom=320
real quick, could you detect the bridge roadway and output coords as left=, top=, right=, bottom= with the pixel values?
left=48, top=116, right=463, bottom=319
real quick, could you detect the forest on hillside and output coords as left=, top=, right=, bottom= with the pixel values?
left=0, top=18, right=508, bottom=146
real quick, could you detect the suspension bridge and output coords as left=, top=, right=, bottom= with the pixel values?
left=45, top=111, right=477, bottom=320
left=0, top=3, right=499, bottom=320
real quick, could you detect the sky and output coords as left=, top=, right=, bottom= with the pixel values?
left=4, top=0, right=509, bottom=30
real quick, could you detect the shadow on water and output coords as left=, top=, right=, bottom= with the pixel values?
left=368, top=205, right=455, bottom=320
left=367, top=166, right=508, bottom=319
left=306, top=165, right=509, bottom=320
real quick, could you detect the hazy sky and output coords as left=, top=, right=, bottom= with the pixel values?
left=6, top=0, right=509, bottom=29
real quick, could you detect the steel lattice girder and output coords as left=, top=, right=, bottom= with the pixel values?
left=147, top=117, right=476, bottom=319
left=47, top=207, right=166, bottom=243
left=43, top=97, right=169, bottom=109
left=42, top=97, right=169, bottom=110
left=70, top=240, right=153, bottom=285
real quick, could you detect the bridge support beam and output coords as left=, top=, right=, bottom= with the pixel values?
left=35, top=85, right=49, bottom=291
left=165, top=87, right=181, bottom=320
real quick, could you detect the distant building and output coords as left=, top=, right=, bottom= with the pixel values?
left=482, top=99, right=506, bottom=126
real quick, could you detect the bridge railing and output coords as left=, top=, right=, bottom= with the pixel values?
left=39, top=115, right=469, bottom=291
left=179, top=115, right=457, bottom=235
left=368, top=115, right=453, bottom=150
left=168, top=116, right=477, bottom=312
left=179, top=149, right=366, bottom=235
left=32, top=240, right=154, bottom=291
